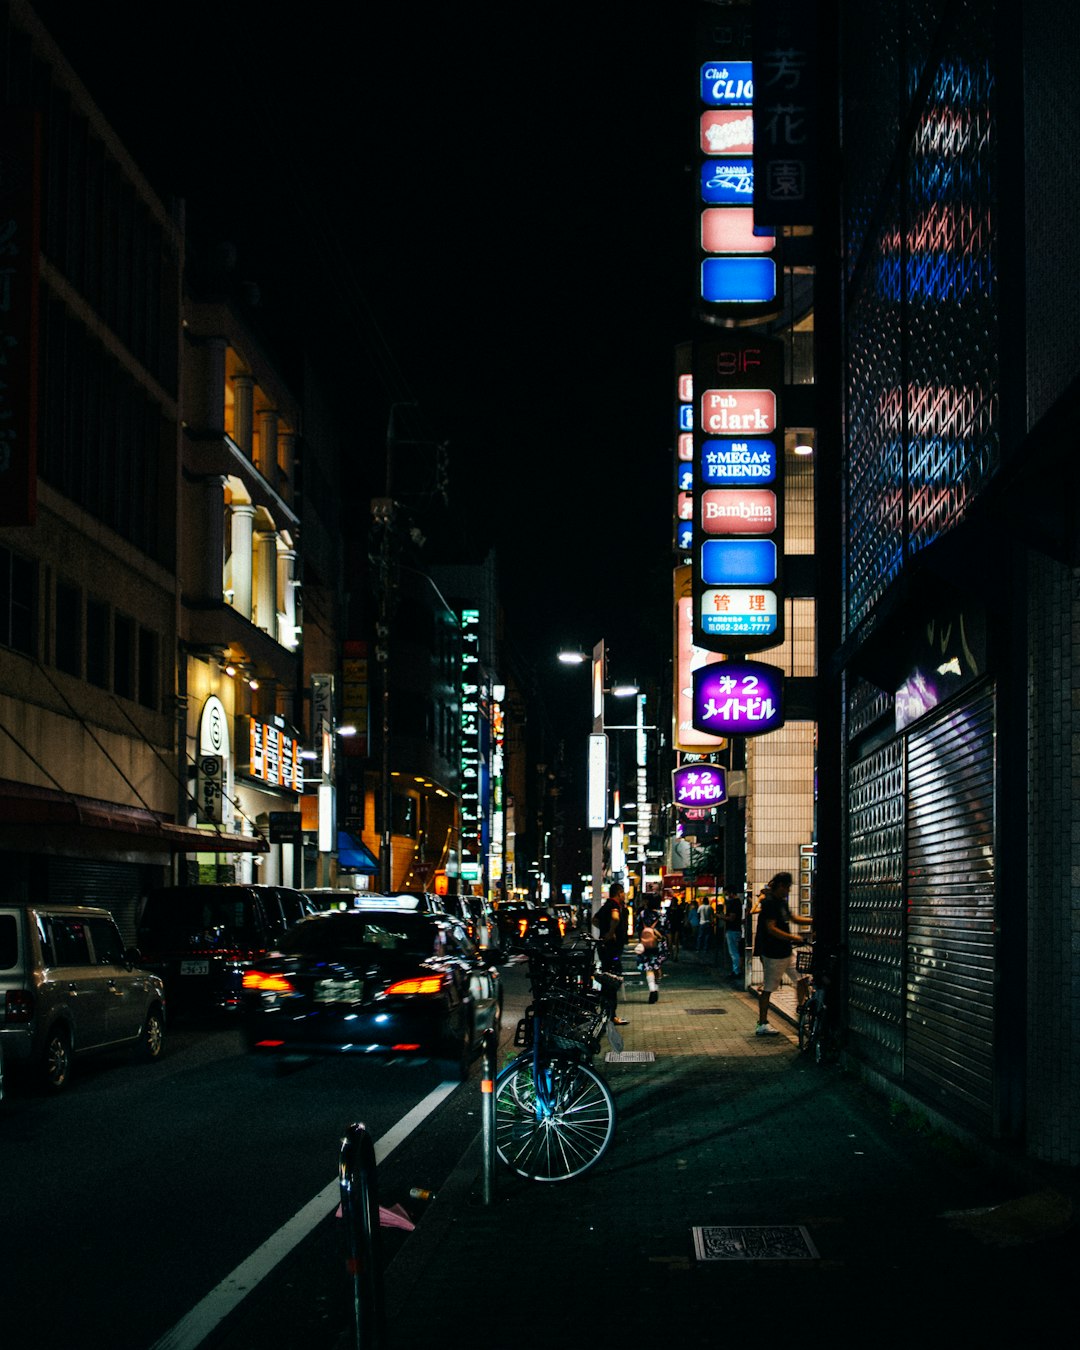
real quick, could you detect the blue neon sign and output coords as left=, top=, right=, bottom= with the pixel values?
left=701, top=438, right=777, bottom=484
left=701, top=257, right=776, bottom=304
left=679, top=404, right=693, bottom=431
left=700, top=159, right=753, bottom=204
left=701, top=539, right=776, bottom=586
left=677, top=463, right=693, bottom=492
left=700, top=62, right=753, bottom=107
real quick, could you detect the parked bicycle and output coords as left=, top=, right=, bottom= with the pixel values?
left=796, top=944, right=842, bottom=1064
left=494, top=936, right=618, bottom=1181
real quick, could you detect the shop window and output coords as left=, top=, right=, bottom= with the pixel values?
left=0, top=544, right=35, bottom=656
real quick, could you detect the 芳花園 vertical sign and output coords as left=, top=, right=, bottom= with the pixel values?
left=752, top=0, right=818, bottom=229
left=0, top=110, right=41, bottom=527
left=692, top=335, right=784, bottom=654
left=695, top=8, right=778, bottom=322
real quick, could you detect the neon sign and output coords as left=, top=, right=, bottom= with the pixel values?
left=673, top=764, right=727, bottom=807
left=692, top=661, right=784, bottom=736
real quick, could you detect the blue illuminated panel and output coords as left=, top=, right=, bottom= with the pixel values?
left=701, top=438, right=777, bottom=484
left=700, top=62, right=754, bottom=107
left=700, top=159, right=753, bottom=204
left=701, top=257, right=776, bottom=304
left=701, top=539, right=776, bottom=585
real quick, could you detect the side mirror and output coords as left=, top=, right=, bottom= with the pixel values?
left=123, top=946, right=142, bottom=969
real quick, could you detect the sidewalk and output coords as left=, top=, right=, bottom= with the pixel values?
left=367, top=951, right=1077, bottom=1348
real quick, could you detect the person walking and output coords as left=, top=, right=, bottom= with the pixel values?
left=667, top=898, right=685, bottom=960
left=635, top=896, right=667, bottom=1003
left=593, top=881, right=630, bottom=1025
left=724, top=890, right=744, bottom=981
left=751, top=871, right=812, bottom=1036
left=695, top=897, right=713, bottom=954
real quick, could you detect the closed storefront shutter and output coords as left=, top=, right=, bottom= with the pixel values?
left=45, top=857, right=156, bottom=946
left=904, top=687, right=997, bottom=1131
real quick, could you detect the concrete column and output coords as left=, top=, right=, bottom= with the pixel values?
left=232, top=374, right=254, bottom=456
left=230, top=503, right=255, bottom=620
left=198, top=475, right=228, bottom=604
left=279, top=547, right=298, bottom=648
left=256, top=530, right=278, bottom=635
left=278, top=430, right=295, bottom=504
left=187, top=337, right=227, bottom=435
left=257, top=408, right=278, bottom=485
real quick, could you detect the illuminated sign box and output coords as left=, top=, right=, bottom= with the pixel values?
left=700, top=389, right=776, bottom=435
left=244, top=718, right=303, bottom=794
left=679, top=404, right=694, bottom=431
left=672, top=765, right=727, bottom=808
left=701, top=539, right=776, bottom=585
left=700, top=109, right=753, bottom=155
left=700, top=61, right=754, bottom=106
left=701, top=207, right=774, bottom=254
left=677, top=519, right=693, bottom=550
left=701, top=257, right=776, bottom=304
left=700, top=588, right=778, bottom=637
left=701, top=159, right=753, bottom=204
left=701, top=438, right=776, bottom=484
left=692, top=660, right=784, bottom=736
left=701, top=489, right=776, bottom=534
left=678, top=432, right=693, bottom=461
left=678, top=463, right=693, bottom=492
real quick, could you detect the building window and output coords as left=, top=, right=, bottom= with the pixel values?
left=113, top=613, right=134, bottom=700
left=137, top=624, right=159, bottom=709
left=86, top=597, right=109, bottom=689
left=55, top=581, right=82, bottom=676
left=0, top=544, right=35, bottom=656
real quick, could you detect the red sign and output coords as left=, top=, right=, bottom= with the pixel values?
left=701, top=489, right=777, bottom=534
left=700, top=389, right=776, bottom=435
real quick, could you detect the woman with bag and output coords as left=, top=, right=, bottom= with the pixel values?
left=634, top=896, right=668, bottom=1004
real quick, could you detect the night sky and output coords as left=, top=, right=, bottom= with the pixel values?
left=34, top=1, right=695, bottom=702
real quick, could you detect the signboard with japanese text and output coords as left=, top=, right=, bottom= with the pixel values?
left=692, top=335, right=784, bottom=653
left=242, top=717, right=303, bottom=794
left=752, top=0, right=817, bottom=227
left=692, top=660, right=784, bottom=737
left=195, top=754, right=224, bottom=824
left=673, top=764, right=727, bottom=809
left=0, top=111, right=41, bottom=526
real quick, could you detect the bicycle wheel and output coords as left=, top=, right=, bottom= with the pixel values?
left=495, top=1055, right=616, bottom=1181
left=797, top=999, right=817, bottom=1053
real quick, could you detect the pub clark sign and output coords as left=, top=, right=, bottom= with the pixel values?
left=692, top=660, right=784, bottom=737
left=672, top=764, right=727, bottom=810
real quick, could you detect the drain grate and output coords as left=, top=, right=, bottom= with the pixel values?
left=605, top=1050, right=656, bottom=1062
left=692, top=1226, right=819, bottom=1261
left=685, top=1008, right=728, bottom=1015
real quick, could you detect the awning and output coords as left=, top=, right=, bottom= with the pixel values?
left=0, top=778, right=269, bottom=854
left=337, top=828, right=379, bottom=873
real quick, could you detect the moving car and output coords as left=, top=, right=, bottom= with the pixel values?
left=242, top=906, right=502, bottom=1077
left=0, top=902, right=165, bottom=1091
left=136, top=884, right=319, bottom=1016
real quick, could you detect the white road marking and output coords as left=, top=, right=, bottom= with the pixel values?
left=149, top=1080, right=459, bottom=1350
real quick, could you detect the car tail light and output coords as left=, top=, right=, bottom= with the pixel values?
left=5, top=989, right=33, bottom=1023
left=383, top=975, right=446, bottom=996
left=517, top=918, right=527, bottom=937
left=242, top=970, right=295, bottom=993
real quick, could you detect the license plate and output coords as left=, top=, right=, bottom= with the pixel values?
left=316, top=978, right=362, bottom=1004
left=180, top=959, right=209, bottom=976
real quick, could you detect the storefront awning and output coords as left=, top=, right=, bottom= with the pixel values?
left=337, top=828, right=378, bottom=873
left=0, top=778, right=269, bottom=854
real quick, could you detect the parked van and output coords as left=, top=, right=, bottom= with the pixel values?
left=135, top=884, right=318, bottom=1016
left=0, top=902, right=166, bottom=1091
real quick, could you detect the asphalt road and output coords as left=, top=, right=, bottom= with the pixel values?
left=1, top=966, right=527, bottom=1350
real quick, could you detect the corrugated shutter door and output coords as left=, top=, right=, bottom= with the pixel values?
left=46, top=857, right=148, bottom=946
left=904, top=688, right=996, bottom=1131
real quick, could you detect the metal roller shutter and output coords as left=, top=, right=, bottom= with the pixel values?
left=45, top=857, right=153, bottom=946
left=904, top=687, right=997, bottom=1131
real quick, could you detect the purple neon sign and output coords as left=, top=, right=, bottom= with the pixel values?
left=672, top=764, right=727, bottom=808
left=691, top=660, right=784, bottom=736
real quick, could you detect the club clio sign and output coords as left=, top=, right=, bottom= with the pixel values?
left=673, top=764, right=727, bottom=809
left=692, top=336, right=784, bottom=654
left=692, top=660, right=785, bottom=737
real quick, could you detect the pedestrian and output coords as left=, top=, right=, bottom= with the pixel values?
left=635, top=895, right=667, bottom=1003
left=592, top=881, right=630, bottom=1025
left=685, top=896, right=699, bottom=949
left=667, top=898, right=685, bottom=960
left=695, top=896, right=713, bottom=954
left=724, top=890, right=744, bottom=980
left=751, top=871, right=812, bottom=1036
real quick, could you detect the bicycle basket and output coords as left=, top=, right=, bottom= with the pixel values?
left=540, top=993, right=604, bottom=1056
left=795, top=945, right=814, bottom=973
left=527, top=945, right=595, bottom=999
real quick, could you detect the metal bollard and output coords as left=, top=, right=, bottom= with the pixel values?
left=339, top=1122, right=385, bottom=1350
left=481, top=1026, right=497, bottom=1205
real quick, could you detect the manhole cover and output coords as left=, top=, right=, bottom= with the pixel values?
left=692, top=1226, right=818, bottom=1261
left=685, top=1008, right=728, bottom=1015
left=605, top=1050, right=656, bottom=1063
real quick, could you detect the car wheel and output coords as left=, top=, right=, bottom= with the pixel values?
left=41, top=1025, right=72, bottom=1093
left=136, top=1005, right=165, bottom=1062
